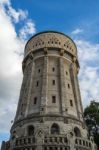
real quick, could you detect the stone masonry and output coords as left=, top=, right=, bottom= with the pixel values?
left=1, top=31, right=97, bottom=150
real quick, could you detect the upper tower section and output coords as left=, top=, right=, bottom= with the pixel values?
left=15, top=31, right=82, bottom=122
left=23, top=31, right=79, bottom=73
left=24, top=31, right=77, bottom=57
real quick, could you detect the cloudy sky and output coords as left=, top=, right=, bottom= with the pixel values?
left=0, top=0, right=99, bottom=147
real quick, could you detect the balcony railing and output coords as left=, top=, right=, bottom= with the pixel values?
left=15, top=136, right=36, bottom=148
left=75, top=137, right=92, bottom=150
left=43, top=135, right=68, bottom=145
left=10, top=135, right=95, bottom=150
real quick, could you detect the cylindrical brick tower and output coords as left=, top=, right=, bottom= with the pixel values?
left=1, top=31, right=96, bottom=150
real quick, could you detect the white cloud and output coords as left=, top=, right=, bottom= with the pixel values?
left=0, top=0, right=28, bottom=23
left=19, top=20, right=36, bottom=40
left=0, top=0, right=10, bottom=5
left=75, top=39, right=99, bottom=107
left=7, top=6, right=28, bottom=23
left=0, top=0, right=36, bottom=146
left=72, top=28, right=83, bottom=35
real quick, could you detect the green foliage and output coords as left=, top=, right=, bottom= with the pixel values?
left=84, top=101, right=99, bottom=149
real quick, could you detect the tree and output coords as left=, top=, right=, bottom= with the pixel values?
left=84, top=101, right=99, bottom=149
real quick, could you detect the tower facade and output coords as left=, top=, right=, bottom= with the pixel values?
left=1, top=31, right=96, bottom=150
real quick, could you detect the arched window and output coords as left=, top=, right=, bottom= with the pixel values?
left=74, top=127, right=81, bottom=137
left=51, top=123, right=60, bottom=134
left=28, top=125, right=34, bottom=136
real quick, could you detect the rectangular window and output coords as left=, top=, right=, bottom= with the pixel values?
left=70, top=99, right=73, bottom=107
left=34, top=97, right=37, bottom=105
left=38, top=69, right=40, bottom=73
left=68, top=83, right=70, bottom=89
left=52, top=67, right=55, bottom=72
left=36, top=81, right=39, bottom=87
left=52, top=96, right=56, bottom=103
left=52, top=80, right=55, bottom=85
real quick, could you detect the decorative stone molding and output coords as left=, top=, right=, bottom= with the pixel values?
left=25, top=31, right=77, bottom=58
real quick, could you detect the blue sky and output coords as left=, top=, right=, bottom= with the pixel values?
left=11, top=0, right=99, bottom=42
left=0, top=0, right=99, bottom=147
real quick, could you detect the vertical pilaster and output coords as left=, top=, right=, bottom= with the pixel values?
left=59, top=57, right=67, bottom=115
left=70, top=63, right=83, bottom=120
left=14, top=57, right=33, bottom=121
left=25, top=57, right=35, bottom=117
left=69, top=136, right=75, bottom=150
left=76, top=75, right=83, bottom=114
left=40, top=55, right=48, bottom=114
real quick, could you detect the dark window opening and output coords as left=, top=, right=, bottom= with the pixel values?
left=86, top=141, right=88, bottom=146
left=28, top=125, right=34, bottom=136
left=74, top=127, right=81, bottom=137
left=89, top=142, right=91, bottom=147
left=52, top=67, right=55, bottom=72
left=79, top=139, right=82, bottom=145
left=50, top=137, right=52, bottom=142
left=64, top=137, right=68, bottom=143
left=32, top=137, right=35, bottom=143
left=36, top=81, right=39, bottom=87
left=38, top=69, right=40, bottom=73
left=75, top=139, right=78, bottom=144
left=55, top=137, right=57, bottom=142
left=51, top=123, right=60, bottom=134
left=24, top=138, right=26, bottom=144
left=34, top=97, right=37, bottom=105
left=70, top=100, right=73, bottom=107
left=15, top=140, right=18, bottom=146
left=41, top=108, right=44, bottom=111
left=44, top=138, right=47, bottom=143
left=52, top=80, right=55, bottom=85
left=52, top=96, right=56, bottom=103
left=49, top=147, right=53, bottom=150
left=68, top=83, right=70, bottom=88
left=83, top=140, right=85, bottom=146
left=44, top=147, right=47, bottom=150
left=28, top=137, right=31, bottom=143
left=20, top=139, right=22, bottom=144
left=59, top=137, right=62, bottom=143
